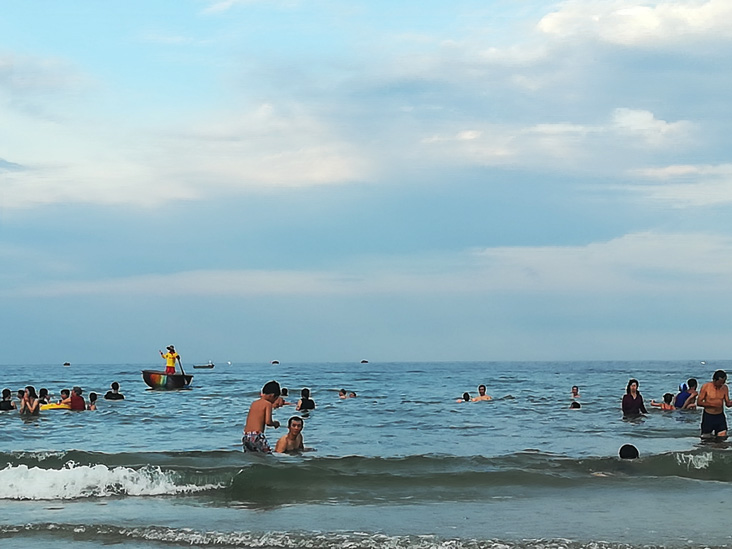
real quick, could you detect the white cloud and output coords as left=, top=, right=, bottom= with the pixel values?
left=631, top=163, right=732, bottom=207
left=538, top=0, right=732, bottom=46
left=5, top=232, right=731, bottom=299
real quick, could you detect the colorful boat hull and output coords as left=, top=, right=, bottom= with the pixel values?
left=141, top=370, right=193, bottom=390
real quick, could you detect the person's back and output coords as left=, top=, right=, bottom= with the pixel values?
left=0, top=388, right=15, bottom=411
left=69, top=387, right=86, bottom=411
left=297, top=388, right=315, bottom=411
left=105, top=381, right=125, bottom=400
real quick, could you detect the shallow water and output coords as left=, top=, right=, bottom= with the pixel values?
left=1, top=360, right=730, bottom=548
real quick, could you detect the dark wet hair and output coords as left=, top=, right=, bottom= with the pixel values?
left=39, top=388, right=49, bottom=398
left=61, top=389, right=70, bottom=398
left=288, top=416, right=304, bottom=427
left=713, top=370, right=727, bottom=382
left=663, top=393, right=674, bottom=404
left=687, top=378, right=698, bottom=389
left=626, top=379, right=639, bottom=393
left=619, top=444, right=639, bottom=459
left=262, top=380, right=281, bottom=397
left=301, top=387, right=310, bottom=398
left=462, top=392, right=470, bottom=401
left=17, top=389, right=24, bottom=399
left=111, top=382, right=120, bottom=391
left=89, top=392, right=98, bottom=402
left=2, top=388, right=11, bottom=399
left=570, top=401, right=581, bottom=409
left=73, top=386, right=82, bottom=396
left=281, top=388, right=288, bottom=396
left=25, top=386, right=37, bottom=399
left=478, top=384, right=486, bottom=391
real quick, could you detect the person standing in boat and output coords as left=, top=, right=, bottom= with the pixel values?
left=159, top=345, right=181, bottom=375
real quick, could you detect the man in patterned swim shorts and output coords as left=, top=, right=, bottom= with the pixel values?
left=242, top=380, right=281, bottom=453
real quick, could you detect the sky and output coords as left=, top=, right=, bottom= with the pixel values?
left=2, top=0, right=732, bottom=365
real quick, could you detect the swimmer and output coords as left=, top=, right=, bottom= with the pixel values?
left=296, top=388, right=316, bottom=411
left=472, top=384, right=492, bottom=401
left=571, top=385, right=580, bottom=398
left=104, top=381, right=125, bottom=400
left=698, top=370, right=731, bottom=440
left=338, top=389, right=348, bottom=399
left=274, top=416, right=305, bottom=454
left=569, top=401, right=581, bottom=409
left=242, top=380, right=281, bottom=453
left=650, top=393, right=675, bottom=410
left=456, top=392, right=471, bottom=403
left=87, top=392, right=98, bottom=411
left=619, top=444, right=639, bottom=459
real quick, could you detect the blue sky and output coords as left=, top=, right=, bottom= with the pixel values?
left=2, top=0, right=732, bottom=364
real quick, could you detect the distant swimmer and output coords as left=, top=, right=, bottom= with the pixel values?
left=38, top=388, right=51, bottom=405
left=273, top=387, right=292, bottom=409
left=569, top=401, right=581, bottom=409
left=571, top=385, right=580, bottom=398
left=87, top=392, right=98, bottom=411
left=348, top=391, right=357, bottom=398
left=472, top=384, right=492, bottom=402
left=456, top=392, right=471, bottom=403
left=274, top=416, right=305, bottom=454
left=1, top=388, right=17, bottom=411
left=104, top=381, right=125, bottom=400
left=159, top=345, right=181, bottom=375
left=242, top=380, right=281, bottom=453
left=697, top=370, right=731, bottom=440
left=296, top=388, right=316, bottom=411
left=621, top=378, right=647, bottom=416
left=339, top=389, right=348, bottom=399
left=650, top=393, right=675, bottom=410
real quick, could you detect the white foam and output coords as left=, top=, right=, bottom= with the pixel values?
left=0, top=463, right=222, bottom=500
left=675, top=452, right=713, bottom=470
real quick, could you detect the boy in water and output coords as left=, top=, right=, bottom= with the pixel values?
left=242, top=380, right=281, bottom=453
left=274, top=416, right=305, bottom=454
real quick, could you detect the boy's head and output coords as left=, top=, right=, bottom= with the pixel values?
left=262, top=380, right=281, bottom=399
left=687, top=378, right=698, bottom=389
left=61, top=389, right=70, bottom=398
left=663, top=393, right=674, bottom=404
left=462, top=392, right=470, bottom=401
left=301, top=387, right=310, bottom=398
left=288, top=416, right=304, bottom=430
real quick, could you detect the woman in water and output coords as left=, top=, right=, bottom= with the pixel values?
left=19, top=386, right=40, bottom=415
left=622, top=378, right=647, bottom=416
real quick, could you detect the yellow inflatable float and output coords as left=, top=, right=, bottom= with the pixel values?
left=40, top=403, right=71, bottom=411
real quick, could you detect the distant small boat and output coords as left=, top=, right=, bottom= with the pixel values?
left=193, top=362, right=215, bottom=369
left=360, top=360, right=369, bottom=364
left=271, top=360, right=280, bottom=365
left=142, top=370, right=193, bottom=390
left=63, top=362, right=71, bottom=367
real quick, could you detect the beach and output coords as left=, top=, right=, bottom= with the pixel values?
left=1, top=360, right=731, bottom=548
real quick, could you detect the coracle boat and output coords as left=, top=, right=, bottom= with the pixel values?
left=193, top=362, right=214, bottom=369
left=142, top=370, right=193, bottom=390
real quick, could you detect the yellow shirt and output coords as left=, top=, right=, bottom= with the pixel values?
left=162, top=352, right=179, bottom=367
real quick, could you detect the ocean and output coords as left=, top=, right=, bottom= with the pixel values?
left=1, top=359, right=731, bottom=549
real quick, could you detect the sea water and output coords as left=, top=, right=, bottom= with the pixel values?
left=0, top=360, right=731, bottom=548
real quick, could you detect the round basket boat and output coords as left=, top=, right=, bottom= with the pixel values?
left=142, top=370, right=193, bottom=390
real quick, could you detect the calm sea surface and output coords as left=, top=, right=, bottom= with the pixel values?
left=1, top=360, right=731, bottom=548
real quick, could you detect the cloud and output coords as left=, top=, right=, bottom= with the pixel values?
left=538, top=0, right=732, bottom=46
left=417, top=108, right=695, bottom=173
left=631, top=163, right=732, bottom=207
left=5, top=232, right=730, bottom=299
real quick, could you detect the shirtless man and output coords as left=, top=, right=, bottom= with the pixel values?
left=697, top=370, right=732, bottom=440
left=472, top=384, right=493, bottom=401
left=242, top=380, right=281, bottom=453
left=274, top=416, right=305, bottom=454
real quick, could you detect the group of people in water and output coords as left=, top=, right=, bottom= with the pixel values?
left=0, top=381, right=125, bottom=415
left=243, top=380, right=360, bottom=454
left=620, top=369, right=732, bottom=440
